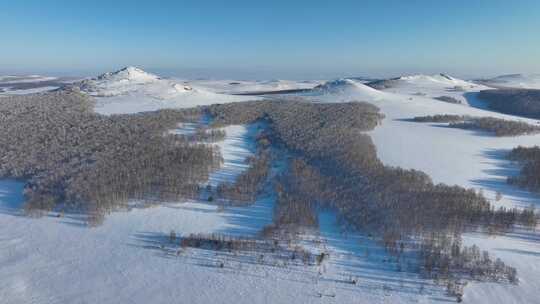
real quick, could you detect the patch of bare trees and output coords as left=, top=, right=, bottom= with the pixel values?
left=171, top=233, right=321, bottom=266
left=507, top=146, right=540, bottom=199
left=412, top=114, right=467, bottom=123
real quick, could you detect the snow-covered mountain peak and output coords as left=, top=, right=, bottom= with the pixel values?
left=97, top=66, right=159, bottom=83
left=71, top=67, right=257, bottom=114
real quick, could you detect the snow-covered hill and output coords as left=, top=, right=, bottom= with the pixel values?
left=78, top=66, right=196, bottom=97
left=308, top=78, right=386, bottom=101
left=480, top=74, right=540, bottom=89
left=75, top=67, right=258, bottom=114
left=366, top=73, right=491, bottom=105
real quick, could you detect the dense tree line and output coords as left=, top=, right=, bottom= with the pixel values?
left=0, top=90, right=222, bottom=222
left=507, top=145, right=540, bottom=194
left=478, top=89, right=540, bottom=119
left=413, top=115, right=540, bottom=136
left=413, top=114, right=467, bottom=123
left=449, top=117, right=540, bottom=136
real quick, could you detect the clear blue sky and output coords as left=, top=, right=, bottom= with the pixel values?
left=1, top=0, right=539, bottom=79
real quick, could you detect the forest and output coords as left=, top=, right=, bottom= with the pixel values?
left=206, top=100, right=537, bottom=300
left=0, top=90, right=222, bottom=223
left=478, top=89, right=540, bottom=119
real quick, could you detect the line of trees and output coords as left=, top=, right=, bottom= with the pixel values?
left=434, top=96, right=462, bottom=104
left=413, top=114, right=540, bottom=136
left=172, top=232, right=319, bottom=266
left=412, top=114, right=466, bottom=123
left=478, top=89, right=540, bottom=119
left=507, top=145, right=540, bottom=194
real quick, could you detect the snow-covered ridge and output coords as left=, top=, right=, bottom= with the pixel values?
left=399, top=73, right=468, bottom=85
left=481, top=73, right=540, bottom=89
left=96, top=66, right=160, bottom=83
left=364, top=73, right=491, bottom=105
left=310, top=78, right=386, bottom=101
left=382, top=73, right=481, bottom=89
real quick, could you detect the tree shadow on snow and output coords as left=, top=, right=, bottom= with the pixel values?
left=313, top=212, right=452, bottom=302
left=470, top=148, right=540, bottom=209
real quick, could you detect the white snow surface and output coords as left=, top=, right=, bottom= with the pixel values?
left=77, top=67, right=259, bottom=115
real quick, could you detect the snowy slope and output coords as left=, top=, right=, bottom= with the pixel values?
left=308, top=78, right=387, bottom=102
left=368, top=73, right=492, bottom=105
left=481, top=74, right=540, bottom=89
left=307, top=82, right=540, bottom=303
left=75, top=67, right=259, bottom=115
